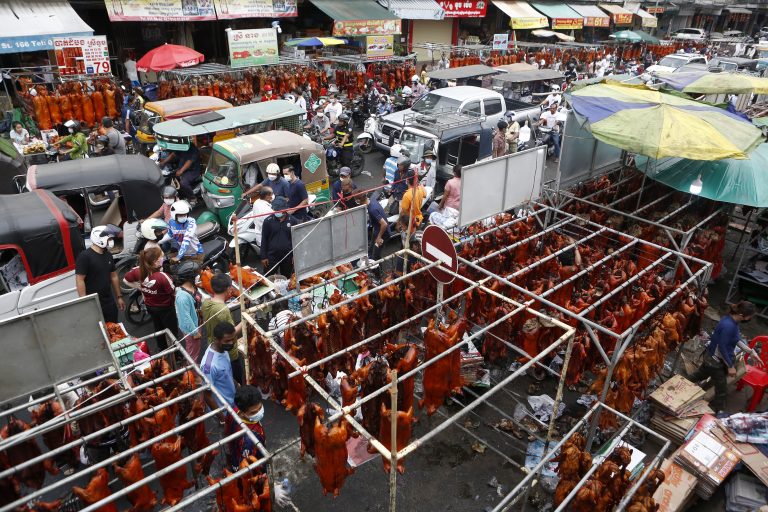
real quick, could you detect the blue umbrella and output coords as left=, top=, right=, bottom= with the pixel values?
left=285, top=37, right=347, bottom=47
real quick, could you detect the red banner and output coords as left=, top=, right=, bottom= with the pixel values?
left=584, top=16, right=610, bottom=27
left=552, top=18, right=583, bottom=30
left=613, top=13, right=634, bottom=25
left=646, top=6, right=664, bottom=14
left=438, top=0, right=488, bottom=17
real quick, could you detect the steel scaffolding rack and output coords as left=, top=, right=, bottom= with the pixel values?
left=490, top=401, right=671, bottom=512
left=454, top=204, right=712, bottom=447
left=547, top=166, right=729, bottom=255
left=243, top=249, right=576, bottom=512
left=0, top=329, right=292, bottom=512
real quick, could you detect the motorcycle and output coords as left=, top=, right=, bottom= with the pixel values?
left=356, top=112, right=378, bottom=154
left=150, top=144, right=205, bottom=202
left=351, top=98, right=370, bottom=132
left=325, top=140, right=364, bottom=177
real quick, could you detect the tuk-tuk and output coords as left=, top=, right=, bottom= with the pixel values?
left=0, top=189, right=84, bottom=320
left=0, top=138, right=27, bottom=195
left=152, top=100, right=306, bottom=168
left=427, top=64, right=502, bottom=88
left=491, top=68, right=565, bottom=120
left=25, top=155, right=167, bottom=257
left=136, top=96, right=234, bottom=146
left=398, top=111, right=492, bottom=192
left=198, top=131, right=330, bottom=226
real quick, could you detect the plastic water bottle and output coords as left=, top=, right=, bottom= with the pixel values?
left=282, top=478, right=291, bottom=494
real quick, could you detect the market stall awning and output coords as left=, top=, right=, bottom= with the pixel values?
left=0, top=0, right=93, bottom=55
left=624, top=2, right=657, bottom=28
left=725, top=7, right=752, bottom=14
left=568, top=3, right=611, bottom=27
left=532, top=29, right=576, bottom=41
left=309, top=0, right=402, bottom=36
left=530, top=2, right=583, bottom=30
left=428, top=64, right=500, bottom=81
left=598, top=3, right=634, bottom=25
left=493, top=1, right=549, bottom=30
left=377, top=0, right=445, bottom=20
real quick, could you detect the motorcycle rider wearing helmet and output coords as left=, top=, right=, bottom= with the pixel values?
left=94, top=135, right=114, bottom=157
left=411, top=75, right=427, bottom=99
left=244, top=162, right=290, bottom=200
left=150, top=185, right=179, bottom=223
left=139, top=218, right=170, bottom=251
left=260, top=84, right=275, bottom=102
left=75, top=225, right=124, bottom=322
left=377, top=95, right=393, bottom=116
left=54, top=120, right=88, bottom=160
left=366, top=78, right=381, bottom=113
left=334, top=113, right=354, bottom=166
left=391, top=154, right=413, bottom=203
left=175, top=260, right=204, bottom=362
left=168, top=200, right=203, bottom=264
left=537, top=102, right=562, bottom=162
left=541, top=84, right=562, bottom=109
left=101, top=116, right=126, bottom=154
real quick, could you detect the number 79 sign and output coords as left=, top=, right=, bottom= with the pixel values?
left=53, top=36, right=111, bottom=76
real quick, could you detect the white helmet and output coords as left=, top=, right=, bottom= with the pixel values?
left=411, top=75, right=420, bottom=83
left=551, top=84, right=561, bottom=92
left=286, top=94, right=295, bottom=102
left=328, top=84, right=339, bottom=94
left=141, top=218, right=168, bottom=241
left=401, top=86, right=412, bottom=97
left=91, top=225, right=121, bottom=249
left=266, top=162, right=280, bottom=175
left=540, top=60, right=546, bottom=67
left=390, top=143, right=404, bottom=158
left=170, top=200, right=191, bottom=220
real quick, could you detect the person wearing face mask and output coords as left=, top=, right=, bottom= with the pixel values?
left=202, top=273, right=245, bottom=386
left=202, top=322, right=238, bottom=415
left=688, top=300, right=762, bottom=414
left=260, top=197, right=298, bottom=277
left=150, top=186, right=179, bottom=223
left=283, top=164, right=310, bottom=222
left=168, top=200, right=203, bottom=264
left=75, top=225, right=125, bottom=323
left=324, top=93, right=343, bottom=124
left=123, top=247, right=177, bottom=351
left=54, top=120, right=88, bottom=160
left=225, top=385, right=267, bottom=471
left=244, top=162, right=289, bottom=201
left=331, top=167, right=357, bottom=206
left=420, top=149, right=437, bottom=190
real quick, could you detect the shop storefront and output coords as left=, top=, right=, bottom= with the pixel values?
left=569, top=3, right=611, bottom=42
left=493, top=0, right=549, bottom=33
left=530, top=2, right=584, bottom=32
left=378, top=0, right=447, bottom=62
left=308, top=0, right=401, bottom=37
left=671, top=5, right=695, bottom=33
left=721, top=7, right=752, bottom=33
left=598, top=3, right=635, bottom=28
left=624, top=2, right=658, bottom=30
left=0, top=0, right=93, bottom=57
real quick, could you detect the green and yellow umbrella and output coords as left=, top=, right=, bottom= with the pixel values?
left=635, top=144, right=768, bottom=207
left=566, top=83, right=763, bottom=160
left=654, top=70, right=768, bottom=94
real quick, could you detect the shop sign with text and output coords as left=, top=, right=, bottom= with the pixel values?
left=366, top=36, right=394, bottom=60
left=584, top=16, right=610, bottom=27
left=54, top=36, right=110, bottom=75
left=214, top=0, right=297, bottom=18
left=333, top=19, right=401, bottom=37
left=613, top=13, right=634, bottom=25
left=438, top=1, right=488, bottom=17
left=552, top=18, right=583, bottom=30
left=227, top=28, right=278, bottom=68
left=492, top=33, right=509, bottom=50
left=104, top=0, right=216, bottom=21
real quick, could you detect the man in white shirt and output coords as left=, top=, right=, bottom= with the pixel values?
left=324, top=94, right=343, bottom=124
left=537, top=103, right=562, bottom=162
left=124, top=56, right=140, bottom=87
left=292, top=89, right=307, bottom=120
left=541, top=84, right=562, bottom=109
left=233, top=187, right=273, bottom=253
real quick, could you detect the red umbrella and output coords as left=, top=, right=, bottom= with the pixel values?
left=136, top=43, right=204, bottom=72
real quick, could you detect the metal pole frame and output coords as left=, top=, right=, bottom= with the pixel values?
left=0, top=331, right=286, bottom=512
left=242, top=250, right=575, bottom=466
left=491, top=402, right=670, bottom=512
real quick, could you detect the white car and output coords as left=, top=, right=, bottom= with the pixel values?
left=670, top=28, right=708, bottom=41
left=643, top=53, right=708, bottom=80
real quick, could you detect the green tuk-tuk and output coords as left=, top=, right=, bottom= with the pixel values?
left=198, top=130, right=330, bottom=226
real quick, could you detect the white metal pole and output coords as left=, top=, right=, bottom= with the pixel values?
left=232, top=214, right=250, bottom=382
left=389, top=369, right=399, bottom=512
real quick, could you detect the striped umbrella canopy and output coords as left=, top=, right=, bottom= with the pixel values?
left=285, top=37, right=347, bottom=47
left=635, top=144, right=768, bottom=207
left=566, top=82, right=762, bottom=160
left=654, top=70, right=768, bottom=94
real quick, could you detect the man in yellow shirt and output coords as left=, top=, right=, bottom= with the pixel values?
left=399, top=170, right=426, bottom=230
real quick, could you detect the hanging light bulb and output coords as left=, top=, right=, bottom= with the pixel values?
left=690, top=174, right=703, bottom=195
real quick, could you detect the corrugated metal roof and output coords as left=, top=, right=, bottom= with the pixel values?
left=0, top=0, right=92, bottom=38
left=309, top=0, right=400, bottom=21
left=530, top=2, right=583, bottom=20
left=378, top=0, right=445, bottom=19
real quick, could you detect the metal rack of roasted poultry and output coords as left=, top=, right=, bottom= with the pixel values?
left=454, top=205, right=712, bottom=436
left=549, top=166, right=729, bottom=279
left=492, top=401, right=671, bottom=512
left=240, top=249, right=575, bottom=500
left=0, top=330, right=281, bottom=512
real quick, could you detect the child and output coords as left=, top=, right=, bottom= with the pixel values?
left=225, top=385, right=267, bottom=471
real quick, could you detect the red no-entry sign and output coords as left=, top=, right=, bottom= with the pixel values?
left=421, top=225, right=458, bottom=284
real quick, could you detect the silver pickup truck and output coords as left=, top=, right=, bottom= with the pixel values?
left=374, top=86, right=541, bottom=152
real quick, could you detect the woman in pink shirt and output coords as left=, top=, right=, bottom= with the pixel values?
left=429, top=165, right=461, bottom=229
